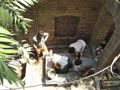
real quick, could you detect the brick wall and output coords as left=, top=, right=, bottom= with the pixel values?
left=21, top=0, right=104, bottom=47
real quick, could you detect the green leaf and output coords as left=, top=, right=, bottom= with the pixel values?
left=0, top=37, right=18, bottom=44
left=0, top=53, right=17, bottom=57
left=0, top=62, right=3, bottom=84
left=17, top=0, right=31, bottom=7
left=0, top=26, right=14, bottom=35
left=0, top=57, right=9, bottom=61
left=33, top=0, right=39, bottom=3
left=25, top=0, right=34, bottom=5
left=0, top=44, right=16, bottom=49
left=23, top=43, right=31, bottom=48
left=23, top=18, right=33, bottom=22
left=0, top=7, right=13, bottom=29
left=0, top=60, right=23, bottom=85
left=0, top=49, right=18, bottom=54
left=13, top=1, right=26, bottom=10
left=0, top=27, right=19, bottom=58
left=1, top=61, right=15, bottom=84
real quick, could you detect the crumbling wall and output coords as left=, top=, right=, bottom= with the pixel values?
left=92, top=0, right=120, bottom=70
left=18, top=0, right=104, bottom=47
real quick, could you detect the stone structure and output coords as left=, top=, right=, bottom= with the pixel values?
left=90, top=0, right=120, bottom=70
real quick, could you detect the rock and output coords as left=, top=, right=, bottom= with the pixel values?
left=66, top=71, right=81, bottom=82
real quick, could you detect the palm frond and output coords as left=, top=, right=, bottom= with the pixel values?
left=0, top=7, right=13, bottom=29
left=0, top=27, right=27, bottom=85
left=0, top=26, right=19, bottom=58
left=0, top=59, right=24, bottom=85
left=0, top=0, right=39, bottom=86
left=0, top=0, right=39, bottom=34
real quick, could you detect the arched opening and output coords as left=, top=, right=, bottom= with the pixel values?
left=54, top=16, right=79, bottom=39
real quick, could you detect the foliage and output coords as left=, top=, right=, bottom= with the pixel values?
left=0, top=0, right=38, bottom=34
left=0, top=26, right=23, bottom=85
left=0, top=59, right=23, bottom=85
left=0, top=0, right=39, bottom=86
